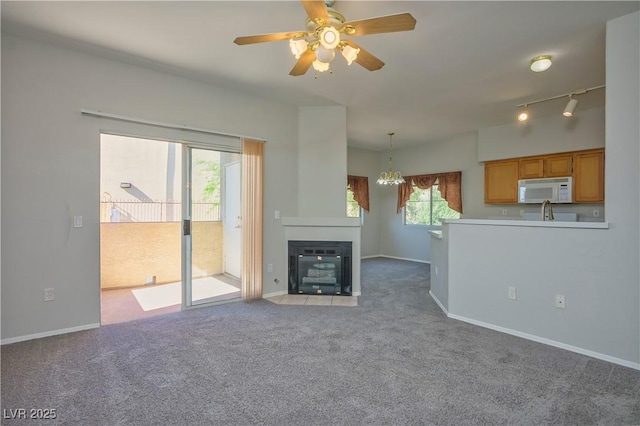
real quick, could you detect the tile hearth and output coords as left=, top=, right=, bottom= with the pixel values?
left=267, top=294, right=358, bottom=307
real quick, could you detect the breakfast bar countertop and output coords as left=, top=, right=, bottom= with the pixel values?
left=441, top=218, right=609, bottom=229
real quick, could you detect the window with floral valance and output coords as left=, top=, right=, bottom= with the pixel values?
left=347, top=175, right=370, bottom=212
left=396, top=171, right=463, bottom=214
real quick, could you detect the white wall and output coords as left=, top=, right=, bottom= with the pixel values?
left=1, top=34, right=299, bottom=341
left=297, top=106, right=347, bottom=218
left=478, top=106, right=605, bottom=161
left=347, top=147, right=381, bottom=257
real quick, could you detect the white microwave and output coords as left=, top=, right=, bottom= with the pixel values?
left=518, top=177, right=573, bottom=204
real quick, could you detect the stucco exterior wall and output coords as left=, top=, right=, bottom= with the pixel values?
left=100, top=222, right=222, bottom=289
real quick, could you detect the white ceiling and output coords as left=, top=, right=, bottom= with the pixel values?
left=2, top=1, right=638, bottom=150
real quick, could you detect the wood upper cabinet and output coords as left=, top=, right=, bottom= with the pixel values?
left=573, top=149, right=605, bottom=203
left=544, top=153, right=573, bottom=177
left=518, top=153, right=573, bottom=179
left=484, top=159, right=519, bottom=204
left=484, top=148, right=604, bottom=204
left=519, top=157, right=544, bottom=179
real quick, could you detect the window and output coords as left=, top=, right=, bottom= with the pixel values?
left=405, top=182, right=460, bottom=226
left=346, top=186, right=361, bottom=218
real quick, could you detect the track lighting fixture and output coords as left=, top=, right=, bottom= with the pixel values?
left=517, top=105, right=529, bottom=122
left=563, top=97, right=579, bottom=117
left=515, top=85, right=604, bottom=122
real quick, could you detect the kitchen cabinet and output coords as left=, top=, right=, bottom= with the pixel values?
left=544, top=153, right=573, bottom=177
left=573, top=149, right=604, bottom=203
left=519, top=157, right=544, bottom=179
left=518, top=153, right=573, bottom=179
left=484, top=159, right=519, bottom=204
left=484, top=148, right=604, bottom=204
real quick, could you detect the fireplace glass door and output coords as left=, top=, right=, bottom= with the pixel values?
left=288, top=240, right=352, bottom=296
left=298, top=255, right=342, bottom=295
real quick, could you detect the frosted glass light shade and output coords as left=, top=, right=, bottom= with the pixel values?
left=319, top=26, right=340, bottom=49
left=315, top=46, right=335, bottom=63
left=530, top=55, right=552, bottom=72
left=312, top=59, right=331, bottom=72
left=289, top=39, right=308, bottom=59
left=341, top=45, right=360, bottom=65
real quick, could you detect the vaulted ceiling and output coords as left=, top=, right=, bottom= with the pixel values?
left=2, top=1, right=638, bottom=150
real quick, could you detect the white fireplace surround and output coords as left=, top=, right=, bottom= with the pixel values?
left=282, top=217, right=361, bottom=296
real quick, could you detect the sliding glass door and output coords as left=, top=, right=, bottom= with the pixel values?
left=182, top=146, right=242, bottom=307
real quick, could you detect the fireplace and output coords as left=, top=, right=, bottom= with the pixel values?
left=288, top=240, right=352, bottom=296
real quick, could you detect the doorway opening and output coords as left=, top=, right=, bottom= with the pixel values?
left=100, top=133, right=242, bottom=325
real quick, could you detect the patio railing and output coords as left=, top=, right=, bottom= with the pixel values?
left=100, top=200, right=220, bottom=223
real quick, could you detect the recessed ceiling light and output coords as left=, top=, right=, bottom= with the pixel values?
left=530, top=55, right=552, bottom=72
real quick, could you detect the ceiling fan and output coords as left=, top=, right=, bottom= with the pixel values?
left=233, top=0, right=416, bottom=76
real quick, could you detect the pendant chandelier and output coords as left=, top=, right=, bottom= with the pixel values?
left=377, top=132, right=405, bottom=185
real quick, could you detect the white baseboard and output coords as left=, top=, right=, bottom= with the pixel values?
left=364, top=255, right=430, bottom=264
left=361, top=255, right=382, bottom=259
left=446, top=313, right=640, bottom=371
left=1, top=323, right=100, bottom=346
left=429, top=290, right=449, bottom=316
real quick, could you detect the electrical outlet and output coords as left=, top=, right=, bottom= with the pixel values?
left=502, top=209, right=508, bottom=216
left=555, top=294, right=566, bottom=309
left=520, top=210, right=525, bottom=217
left=508, top=287, right=517, bottom=300
left=267, top=264, right=273, bottom=273
left=593, top=209, right=600, bottom=218
left=44, top=288, right=54, bottom=301
left=435, top=266, right=438, bottom=277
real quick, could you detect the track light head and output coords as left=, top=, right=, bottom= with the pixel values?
left=563, top=97, right=578, bottom=117
left=517, top=105, right=529, bottom=122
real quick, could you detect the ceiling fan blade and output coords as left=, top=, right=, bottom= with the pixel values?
left=343, top=40, right=385, bottom=71
left=300, top=0, right=331, bottom=27
left=289, top=49, right=315, bottom=76
left=340, top=13, right=417, bottom=36
left=234, top=32, right=305, bottom=45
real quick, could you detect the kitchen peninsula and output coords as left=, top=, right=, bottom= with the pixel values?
left=426, top=218, right=639, bottom=369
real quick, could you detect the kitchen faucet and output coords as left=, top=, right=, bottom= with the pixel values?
left=541, top=199, right=554, bottom=221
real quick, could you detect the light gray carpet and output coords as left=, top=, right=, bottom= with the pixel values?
left=2, top=258, right=639, bottom=425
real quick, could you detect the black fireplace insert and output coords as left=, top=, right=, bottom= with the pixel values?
left=288, top=240, right=352, bottom=296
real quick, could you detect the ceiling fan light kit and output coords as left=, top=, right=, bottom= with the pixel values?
left=289, top=38, right=308, bottom=59
left=340, top=44, right=360, bottom=65
left=234, top=0, right=416, bottom=77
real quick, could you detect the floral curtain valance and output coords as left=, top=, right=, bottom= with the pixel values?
left=396, top=171, right=463, bottom=214
left=347, top=175, right=370, bottom=212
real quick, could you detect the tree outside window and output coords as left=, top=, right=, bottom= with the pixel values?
left=347, top=186, right=361, bottom=218
left=405, top=183, right=460, bottom=226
